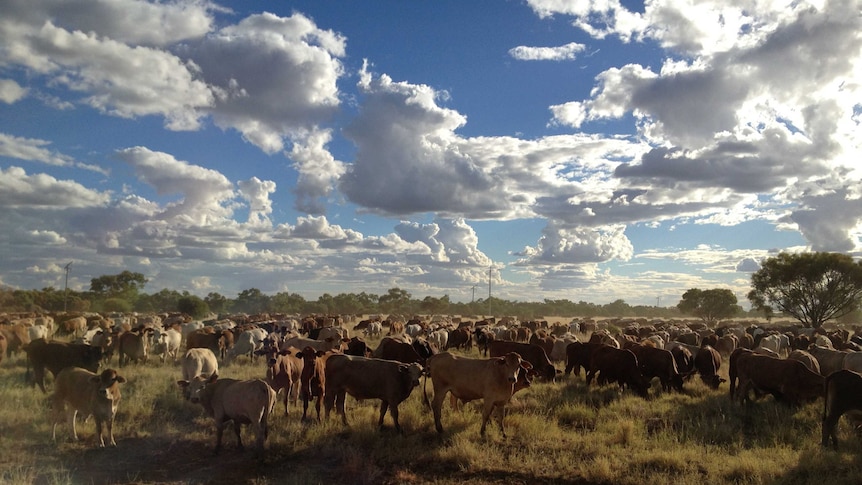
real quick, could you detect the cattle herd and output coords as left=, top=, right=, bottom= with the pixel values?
left=3, top=312, right=862, bottom=454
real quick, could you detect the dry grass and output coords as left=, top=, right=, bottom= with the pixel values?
left=2, top=327, right=862, bottom=485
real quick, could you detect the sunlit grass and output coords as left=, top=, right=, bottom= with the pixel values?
left=1, top=331, right=862, bottom=484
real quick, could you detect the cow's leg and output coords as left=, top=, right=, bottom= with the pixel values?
left=493, top=403, right=507, bottom=437
left=431, top=388, right=448, bottom=434
left=822, top=410, right=841, bottom=448
left=585, top=368, right=596, bottom=386
left=337, top=390, right=348, bottom=426
left=233, top=422, right=244, bottom=451
left=480, top=399, right=495, bottom=436
left=377, top=401, right=390, bottom=430
left=323, top=391, right=335, bottom=422
left=94, top=417, right=106, bottom=447
left=214, top=421, right=225, bottom=454
left=68, top=409, right=79, bottom=441
left=51, top=399, right=64, bottom=442
left=315, top=394, right=323, bottom=422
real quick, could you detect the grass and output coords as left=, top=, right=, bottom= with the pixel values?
left=2, top=332, right=862, bottom=485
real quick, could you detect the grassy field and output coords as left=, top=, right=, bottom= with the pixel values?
left=1, top=328, right=862, bottom=485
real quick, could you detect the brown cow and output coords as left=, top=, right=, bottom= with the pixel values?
left=0, top=332, right=6, bottom=365
left=630, top=344, right=683, bottom=392
left=446, top=327, right=472, bottom=351
left=728, top=347, right=754, bottom=399
left=822, top=369, right=862, bottom=448
left=186, top=329, right=228, bottom=360
left=297, top=346, right=327, bottom=422
left=586, top=346, right=650, bottom=398
left=489, top=340, right=558, bottom=381
left=694, top=345, right=725, bottom=389
left=178, top=375, right=277, bottom=454
left=372, top=337, right=435, bottom=366
left=424, top=351, right=532, bottom=437
left=24, top=338, right=102, bottom=393
left=324, top=354, right=423, bottom=433
left=734, top=352, right=824, bottom=405
left=564, top=341, right=606, bottom=378
left=0, top=323, right=31, bottom=357
left=51, top=367, right=125, bottom=447
left=263, top=347, right=302, bottom=415
left=117, top=328, right=153, bottom=366
left=281, top=335, right=346, bottom=354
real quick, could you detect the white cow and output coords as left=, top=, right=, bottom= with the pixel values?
left=178, top=348, right=219, bottom=399
left=152, top=328, right=183, bottom=363
left=225, top=328, right=269, bottom=364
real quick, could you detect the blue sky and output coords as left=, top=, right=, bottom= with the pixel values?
left=0, top=0, right=859, bottom=308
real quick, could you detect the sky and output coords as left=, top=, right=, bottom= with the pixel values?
left=0, top=0, right=860, bottom=308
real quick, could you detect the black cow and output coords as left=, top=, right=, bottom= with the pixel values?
left=24, top=338, right=102, bottom=393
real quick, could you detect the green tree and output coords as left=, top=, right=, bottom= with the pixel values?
left=234, top=288, right=271, bottom=314
left=420, top=295, right=451, bottom=315
left=90, top=271, right=148, bottom=298
left=748, top=252, right=862, bottom=329
left=677, top=288, right=741, bottom=326
left=378, top=287, right=412, bottom=313
left=204, top=292, right=230, bottom=315
left=271, top=292, right=305, bottom=314
left=178, top=295, right=210, bottom=318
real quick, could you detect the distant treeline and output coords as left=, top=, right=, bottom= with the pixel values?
left=0, top=284, right=765, bottom=321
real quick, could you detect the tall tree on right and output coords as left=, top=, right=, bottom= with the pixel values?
left=748, top=252, right=862, bottom=328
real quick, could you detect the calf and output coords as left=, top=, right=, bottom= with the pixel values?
left=324, top=354, right=423, bottom=433
left=822, top=370, right=862, bottom=448
left=263, top=347, right=303, bottom=415
left=178, top=375, right=276, bottom=454
left=51, top=367, right=125, bottom=447
left=151, top=328, right=182, bottom=363
left=424, top=351, right=532, bottom=437
left=489, top=340, right=558, bottom=381
left=25, top=339, right=102, bottom=393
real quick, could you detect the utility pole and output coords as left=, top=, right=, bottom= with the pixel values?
left=471, top=285, right=477, bottom=303
left=63, top=262, right=72, bottom=312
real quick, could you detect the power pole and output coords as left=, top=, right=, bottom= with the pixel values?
left=471, top=285, right=477, bottom=303
left=63, top=262, right=72, bottom=312
left=488, top=265, right=492, bottom=317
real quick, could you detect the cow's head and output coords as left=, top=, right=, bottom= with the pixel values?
left=497, top=352, right=529, bottom=383
left=178, top=373, right=218, bottom=404
left=84, top=346, right=103, bottom=372
left=400, top=363, right=424, bottom=388
left=90, top=368, right=125, bottom=401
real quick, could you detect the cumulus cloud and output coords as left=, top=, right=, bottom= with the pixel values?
left=0, top=79, right=27, bottom=103
left=514, top=222, right=633, bottom=265
left=0, top=166, right=110, bottom=208
left=187, top=12, right=345, bottom=153
left=509, top=42, right=585, bottom=61
left=289, top=129, right=345, bottom=215
left=115, top=147, right=235, bottom=224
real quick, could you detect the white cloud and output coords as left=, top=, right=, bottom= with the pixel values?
left=0, top=166, right=110, bottom=208
left=509, top=42, right=586, bottom=61
left=188, top=12, right=346, bottom=154
left=289, top=129, right=346, bottom=215
left=0, top=79, right=27, bottom=103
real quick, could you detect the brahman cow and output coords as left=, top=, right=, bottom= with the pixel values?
left=806, top=345, right=847, bottom=377
left=0, top=323, right=30, bottom=357
left=117, top=328, right=153, bottom=366
left=186, top=329, right=229, bottom=361
left=178, top=348, right=219, bottom=400
left=372, top=336, right=435, bottom=366
left=733, top=351, right=824, bottom=405
left=297, top=346, right=327, bottom=422
left=25, top=338, right=102, bottom=393
left=564, top=341, right=606, bottom=378
left=630, top=344, right=684, bottom=392
left=424, top=351, right=532, bottom=437
left=179, top=375, right=277, bottom=454
left=281, top=335, right=346, bottom=355
left=694, top=345, right=724, bottom=389
left=586, top=346, right=651, bottom=398
left=324, top=354, right=423, bottom=433
left=151, top=327, right=182, bottom=364
left=489, top=340, right=558, bottom=381
left=225, top=327, right=269, bottom=365
left=822, top=369, right=862, bottom=448
left=262, top=346, right=302, bottom=415
left=51, top=367, right=125, bottom=447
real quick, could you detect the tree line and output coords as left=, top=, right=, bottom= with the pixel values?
left=1, top=252, right=860, bottom=328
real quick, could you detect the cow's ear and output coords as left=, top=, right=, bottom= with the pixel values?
left=520, top=361, right=533, bottom=369
left=208, top=373, right=219, bottom=383
left=316, top=350, right=326, bottom=357
left=177, top=380, right=189, bottom=389
left=115, top=375, right=126, bottom=383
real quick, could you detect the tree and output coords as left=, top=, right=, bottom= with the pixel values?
left=90, top=271, right=148, bottom=297
left=677, top=288, right=741, bottom=326
left=204, top=292, right=229, bottom=315
left=234, top=288, right=270, bottom=314
left=178, top=295, right=210, bottom=318
left=378, top=287, right=412, bottom=313
left=748, top=252, right=862, bottom=329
